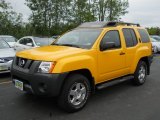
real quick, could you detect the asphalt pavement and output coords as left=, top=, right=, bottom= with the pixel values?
left=0, top=55, right=160, bottom=120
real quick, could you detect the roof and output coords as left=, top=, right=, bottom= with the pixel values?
left=0, top=35, right=15, bottom=38
left=77, top=21, right=140, bottom=28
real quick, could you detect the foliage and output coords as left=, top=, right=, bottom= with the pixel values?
left=93, top=0, right=129, bottom=21
left=147, top=27, right=160, bottom=35
left=0, top=0, right=129, bottom=38
left=25, top=0, right=129, bottom=36
left=0, top=0, right=25, bottom=38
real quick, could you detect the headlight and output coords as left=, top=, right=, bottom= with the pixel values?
left=38, top=62, right=55, bottom=73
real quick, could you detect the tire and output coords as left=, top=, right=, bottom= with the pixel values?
left=58, top=74, right=91, bottom=113
left=133, top=61, right=147, bottom=86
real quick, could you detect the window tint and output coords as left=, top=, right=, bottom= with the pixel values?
left=123, top=28, right=138, bottom=47
left=26, top=38, right=34, bottom=46
left=123, top=29, right=133, bottom=47
left=130, top=29, right=138, bottom=45
left=101, top=31, right=121, bottom=49
left=55, top=29, right=102, bottom=49
left=19, top=39, right=25, bottom=45
left=138, top=29, right=150, bottom=43
left=19, top=38, right=33, bottom=46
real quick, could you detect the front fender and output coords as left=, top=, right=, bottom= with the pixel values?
left=53, top=55, right=97, bottom=79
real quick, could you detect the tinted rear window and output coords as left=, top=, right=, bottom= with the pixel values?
left=138, top=29, right=150, bottom=43
left=130, top=29, right=138, bottom=45
left=122, top=28, right=138, bottom=47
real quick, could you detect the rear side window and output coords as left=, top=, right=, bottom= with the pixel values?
left=130, top=29, right=138, bottom=45
left=122, top=28, right=138, bottom=47
left=138, top=29, right=150, bottom=43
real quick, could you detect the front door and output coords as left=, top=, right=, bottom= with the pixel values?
left=98, top=30, right=126, bottom=83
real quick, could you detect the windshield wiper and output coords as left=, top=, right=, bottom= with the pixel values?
left=53, top=43, right=80, bottom=48
left=52, top=43, right=61, bottom=46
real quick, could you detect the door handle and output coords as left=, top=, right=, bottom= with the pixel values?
left=120, top=52, right=125, bottom=55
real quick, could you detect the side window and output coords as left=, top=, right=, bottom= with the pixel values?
left=138, top=29, right=150, bottom=43
left=130, top=29, right=138, bottom=45
left=26, top=38, right=34, bottom=46
left=100, top=30, right=121, bottom=50
left=122, top=28, right=138, bottom=47
left=19, top=39, right=25, bottom=45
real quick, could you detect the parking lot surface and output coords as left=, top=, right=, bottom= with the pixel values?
left=0, top=55, right=160, bottom=120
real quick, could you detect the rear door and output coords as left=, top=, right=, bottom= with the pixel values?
left=122, top=28, right=139, bottom=68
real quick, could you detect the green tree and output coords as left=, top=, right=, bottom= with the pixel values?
left=107, top=0, right=129, bottom=21
left=93, top=0, right=129, bottom=21
left=70, top=0, right=96, bottom=24
left=26, top=0, right=51, bottom=36
left=147, top=27, right=160, bottom=35
left=25, top=0, right=129, bottom=36
left=0, top=0, right=24, bottom=38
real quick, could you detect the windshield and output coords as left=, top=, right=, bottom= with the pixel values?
left=0, top=40, right=10, bottom=49
left=53, top=29, right=102, bottom=49
left=34, top=37, right=54, bottom=46
left=0, top=37, right=16, bottom=42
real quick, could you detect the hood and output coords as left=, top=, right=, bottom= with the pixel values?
left=16, top=45, right=88, bottom=61
left=0, top=48, right=15, bottom=58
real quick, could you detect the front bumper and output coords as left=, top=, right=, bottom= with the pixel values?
left=0, top=61, right=12, bottom=73
left=11, top=59, right=68, bottom=97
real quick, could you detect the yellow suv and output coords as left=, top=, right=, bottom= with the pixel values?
left=11, top=22, right=152, bottom=112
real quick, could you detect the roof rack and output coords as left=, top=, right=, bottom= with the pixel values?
left=77, top=21, right=140, bottom=28
left=106, top=21, right=140, bottom=27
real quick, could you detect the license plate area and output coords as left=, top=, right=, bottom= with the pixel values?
left=15, top=80, right=23, bottom=91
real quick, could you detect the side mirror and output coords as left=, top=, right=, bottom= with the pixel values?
left=100, top=42, right=116, bottom=51
left=26, top=43, right=33, bottom=47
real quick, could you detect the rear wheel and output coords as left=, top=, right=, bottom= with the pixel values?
left=133, top=61, right=147, bottom=85
left=58, top=74, right=91, bottom=113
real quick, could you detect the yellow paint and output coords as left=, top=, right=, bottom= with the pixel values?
left=16, top=25, right=152, bottom=85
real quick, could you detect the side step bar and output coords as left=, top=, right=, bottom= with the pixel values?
left=96, top=76, right=134, bottom=90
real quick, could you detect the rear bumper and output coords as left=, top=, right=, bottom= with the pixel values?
left=11, top=66, right=68, bottom=97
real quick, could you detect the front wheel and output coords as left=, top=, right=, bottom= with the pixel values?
left=133, top=61, right=147, bottom=85
left=58, top=74, right=91, bottom=113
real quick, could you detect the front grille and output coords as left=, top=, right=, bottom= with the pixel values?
left=16, top=57, right=34, bottom=69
